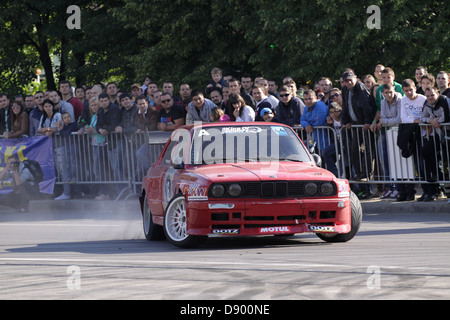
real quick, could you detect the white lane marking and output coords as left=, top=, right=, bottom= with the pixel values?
left=0, top=257, right=341, bottom=267
left=0, top=257, right=449, bottom=275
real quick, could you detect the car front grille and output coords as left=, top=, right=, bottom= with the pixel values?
left=239, top=181, right=337, bottom=198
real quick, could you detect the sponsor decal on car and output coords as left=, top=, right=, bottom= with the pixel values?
left=259, top=226, right=291, bottom=233
left=221, top=126, right=262, bottom=134
left=185, top=183, right=208, bottom=201
left=212, top=229, right=240, bottom=235
left=337, top=180, right=350, bottom=197
left=307, top=224, right=336, bottom=232
left=271, top=126, right=288, bottom=136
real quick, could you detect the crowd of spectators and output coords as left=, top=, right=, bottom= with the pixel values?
left=1, top=65, right=450, bottom=205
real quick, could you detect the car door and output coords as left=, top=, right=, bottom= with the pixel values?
left=147, top=139, right=177, bottom=217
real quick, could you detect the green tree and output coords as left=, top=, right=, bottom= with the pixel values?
left=120, top=0, right=262, bottom=90
left=246, top=0, right=449, bottom=85
left=1, top=0, right=448, bottom=96
left=0, top=0, right=138, bottom=94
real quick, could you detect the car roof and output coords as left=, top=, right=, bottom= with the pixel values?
left=181, top=122, right=292, bottom=131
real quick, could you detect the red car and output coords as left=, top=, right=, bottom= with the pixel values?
left=140, top=123, right=362, bottom=248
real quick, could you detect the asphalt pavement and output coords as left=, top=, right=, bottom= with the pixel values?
left=1, top=192, right=449, bottom=300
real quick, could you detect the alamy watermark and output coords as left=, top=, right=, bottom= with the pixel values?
left=366, top=5, right=381, bottom=29
left=366, top=265, right=381, bottom=289
left=66, top=5, right=81, bottom=30
left=66, top=265, right=81, bottom=290
left=169, top=123, right=287, bottom=170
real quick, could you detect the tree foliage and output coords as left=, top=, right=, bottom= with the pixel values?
left=0, top=0, right=137, bottom=96
left=121, top=0, right=449, bottom=89
left=0, top=0, right=448, bottom=96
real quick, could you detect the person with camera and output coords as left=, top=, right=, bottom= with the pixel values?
left=0, top=156, right=40, bottom=212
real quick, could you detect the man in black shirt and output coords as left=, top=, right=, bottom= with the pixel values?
left=117, top=93, right=138, bottom=136
left=96, top=93, right=121, bottom=135
left=277, top=85, right=305, bottom=127
left=96, top=93, right=125, bottom=196
left=341, top=70, right=376, bottom=199
left=158, top=92, right=185, bottom=131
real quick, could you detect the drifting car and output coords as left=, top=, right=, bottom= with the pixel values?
left=139, top=122, right=362, bottom=248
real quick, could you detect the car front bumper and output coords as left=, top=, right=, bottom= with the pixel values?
left=186, top=197, right=352, bottom=236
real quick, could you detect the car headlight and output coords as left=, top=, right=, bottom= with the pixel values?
left=304, top=182, right=318, bottom=196
left=211, top=184, right=225, bottom=197
left=320, top=182, right=334, bottom=196
left=228, top=184, right=242, bottom=197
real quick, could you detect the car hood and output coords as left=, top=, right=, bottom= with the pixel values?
left=188, top=161, right=333, bottom=182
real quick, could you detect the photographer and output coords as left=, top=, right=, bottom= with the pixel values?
left=0, top=156, right=40, bottom=212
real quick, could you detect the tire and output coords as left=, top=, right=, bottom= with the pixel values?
left=163, top=194, right=207, bottom=248
left=143, top=197, right=165, bottom=241
left=316, top=192, right=362, bottom=242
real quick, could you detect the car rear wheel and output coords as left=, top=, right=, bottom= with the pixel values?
left=143, top=197, right=165, bottom=241
left=316, top=192, right=362, bottom=242
left=164, top=194, right=207, bottom=248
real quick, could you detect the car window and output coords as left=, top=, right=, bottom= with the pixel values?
left=161, top=140, right=177, bottom=166
left=190, top=125, right=311, bottom=165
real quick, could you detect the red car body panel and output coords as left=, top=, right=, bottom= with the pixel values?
left=141, top=123, right=353, bottom=238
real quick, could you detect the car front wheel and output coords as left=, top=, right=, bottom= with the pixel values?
left=163, top=194, right=207, bottom=248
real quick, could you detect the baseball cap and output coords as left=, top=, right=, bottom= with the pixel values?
left=260, top=108, right=273, bottom=117
left=131, top=83, right=142, bottom=90
left=342, top=71, right=356, bottom=81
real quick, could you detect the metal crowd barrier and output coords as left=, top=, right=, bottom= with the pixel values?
left=4, top=122, right=450, bottom=200
left=52, top=131, right=172, bottom=199
left=294, top=123, right=450, bottom=185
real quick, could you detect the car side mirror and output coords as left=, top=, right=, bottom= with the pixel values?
left=312, top=154, right=322, bottom=167
left=172, top=156, right=184, bottom=169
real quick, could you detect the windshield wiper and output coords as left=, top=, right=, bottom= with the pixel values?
left=278, top=158, right=304, bottom=162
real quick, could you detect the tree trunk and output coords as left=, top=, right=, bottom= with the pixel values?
left=34, top=19, right=56, bottom=91
left=59, top=36, right=68, bottom=82
left=39, top=42, right=56, bottom=91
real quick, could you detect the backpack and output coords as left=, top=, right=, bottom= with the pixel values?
left=23, top=159, right=44, bottom=184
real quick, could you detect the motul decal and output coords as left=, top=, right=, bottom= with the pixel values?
left=259, top=226, right=291, bottom=233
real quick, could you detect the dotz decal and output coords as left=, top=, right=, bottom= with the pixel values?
left=308, top=225, right=336, bottom=232
left=212, top=229, right=240, bottom=235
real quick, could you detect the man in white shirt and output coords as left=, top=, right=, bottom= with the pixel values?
left=400, top=79, right=426, bottom=124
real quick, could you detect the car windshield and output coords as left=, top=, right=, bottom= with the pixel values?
left=188, top=124, right=311, bottom=165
